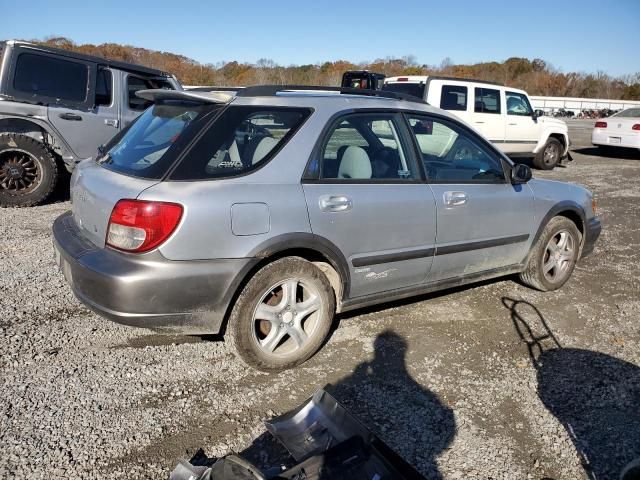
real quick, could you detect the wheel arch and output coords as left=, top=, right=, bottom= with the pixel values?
left=529, top=201, right=586, bottom=257
left=216, top=233, right=351, bottom=334
left=0, top=116, right=76, bottom=169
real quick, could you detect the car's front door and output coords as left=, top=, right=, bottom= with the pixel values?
left=303, top=112, right=437, bottom=298
left=406, top=114, right=533, bottom=282
left=505, top=91, right=540, bottom=152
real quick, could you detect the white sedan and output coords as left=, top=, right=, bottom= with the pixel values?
left=592, top=108, right=640, bottom=151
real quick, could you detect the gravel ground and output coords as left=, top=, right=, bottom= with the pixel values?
left=1, top=119, right=639, bottom=479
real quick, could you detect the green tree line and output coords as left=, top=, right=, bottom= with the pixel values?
left=31, top=37, right=640, bottom=100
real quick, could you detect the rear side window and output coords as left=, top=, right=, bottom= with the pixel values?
left=474, top=88, right=501, bottom=114
left=312, top=113, right=420, bottom=181
left=440, top=85, right=467, bottom=111
left=382, top=82, right=426, bottom=100
left=13, top=53, right=88, bottom=102
left=170, top=107, right=311, bottom=180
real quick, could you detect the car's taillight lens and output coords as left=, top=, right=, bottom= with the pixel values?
left=632, top=124, right=640, bottom=131
left=106, top=199, right=183, bottom=253
left=594, top=121, right=607, bottom=128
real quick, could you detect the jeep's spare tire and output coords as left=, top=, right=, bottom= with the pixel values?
left=0, top=134, right=58, bottom=207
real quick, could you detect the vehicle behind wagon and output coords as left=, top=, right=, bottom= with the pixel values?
left=0, top=40, right=181, bottom=207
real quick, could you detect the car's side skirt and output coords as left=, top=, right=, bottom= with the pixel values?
left=339, top=264, right=523, bottom=313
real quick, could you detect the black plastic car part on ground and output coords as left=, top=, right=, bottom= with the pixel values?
left=169, top=389, right=426, bottom=480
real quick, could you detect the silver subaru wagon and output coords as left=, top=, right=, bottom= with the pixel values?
left=53, top=86, right=601, bottom=370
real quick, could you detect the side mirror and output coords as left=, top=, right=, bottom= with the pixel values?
left=511, top=163, right=532, bottom=184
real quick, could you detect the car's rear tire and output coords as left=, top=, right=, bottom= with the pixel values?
left=520, top=216, right=582, bottom=291
left=227, top=257, right=336, bottom=371
left=0, top=134, right=58, bottom=207
left=533, top=137, right=562, bottom=170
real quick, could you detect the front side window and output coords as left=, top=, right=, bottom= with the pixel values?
left=474, top=87, right=501, bottom=114
left=13, top=53, right=88, bottom=102
left=170, top=107, right=311, bottom=180
left=315, top=113, right=419, bottom=181
left=95, top=68, right=112, bottom=106
left=128, top=76, right=154, bottom=111
left=440, top=85, right=468, bottom=111
left=407, top=115, right=505, bottom=182
left=506, top=91, right=533, bottom=116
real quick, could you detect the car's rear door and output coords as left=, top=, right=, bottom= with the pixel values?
left=47, top=64, right=120, bottom=160
left=302, top=112, right=437, bottom=298
left=405, top=113, right=533, bottom=282
left=469, top=86, right=506, bottom=147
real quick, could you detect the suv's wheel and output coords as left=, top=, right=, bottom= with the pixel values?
left=227, top=257, right=336, bottom=371
left=0, top=134, right=58, bottom=207
left=533, top=137, right=562, bottom=170
left=520, top=216, right=582, bottom=291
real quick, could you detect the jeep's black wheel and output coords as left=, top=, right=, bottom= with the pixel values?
left=0, top=134, right=58, bottom=207
left=227, top=257, right=335, bottom=371
left=533, top=138, right=562, bottom=170
left=520, top=216, right=582, bottom=291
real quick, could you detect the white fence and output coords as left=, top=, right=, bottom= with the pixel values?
left=530, top=96, right=640, bottom=114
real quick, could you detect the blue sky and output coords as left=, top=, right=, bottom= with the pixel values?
left=1, top=0, right=639, bottom=76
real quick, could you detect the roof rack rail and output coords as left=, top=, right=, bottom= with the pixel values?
left=235, top=85, right=427, bottom=104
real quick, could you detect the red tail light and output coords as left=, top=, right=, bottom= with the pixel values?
left=106, top=199, right=183, bottom=253
left=632, top=124, right=640, bottom=131
left=397, top=77, right=408, bottom=82
left=594, top=121, right=607, bottom=128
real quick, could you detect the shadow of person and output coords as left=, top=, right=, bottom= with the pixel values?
left=503, top=297, right=640, bottom=480
left=323, top=330, right=456, bottom=479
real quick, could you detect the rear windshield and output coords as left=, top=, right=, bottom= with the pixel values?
left=169, top=106, right=312, bottom=180
left=97, top=101, right=217, bottom=179
left=382, top=82, right=425, bottom=100
left=613, top=108, right=640, bottom=118
left=98, top=103, right=311, bottom=180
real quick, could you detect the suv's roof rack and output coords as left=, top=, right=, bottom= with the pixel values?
left=387, top=75, right=503, bottom=87
left=235, top=85, right=427, bottom=104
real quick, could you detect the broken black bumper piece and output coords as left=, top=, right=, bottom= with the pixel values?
left=169, top=388, right=426, bottom=480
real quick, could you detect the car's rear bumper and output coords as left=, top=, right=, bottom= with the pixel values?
left=52, top=211, right=257, bottom=334
left=581, top=217, right=601, bottom=258
left=592, top=130, right=640, bottom=149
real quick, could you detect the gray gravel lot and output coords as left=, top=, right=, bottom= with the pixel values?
left=1, top=119, right=639, bottom=479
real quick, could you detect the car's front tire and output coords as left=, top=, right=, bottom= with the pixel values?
left=533, top=137, right=562, bottom=170
left=520, top=216, right=582, bottom=291
left=227, top=257, right=335, bottom=371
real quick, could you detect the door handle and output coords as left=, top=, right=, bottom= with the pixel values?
left=508, top=123, right=517, bottom=126
left=474, top=121, right=485, bottom=124
left=444, top=191, right=468, bottom=207
left=58, top=112, right=82, bottom=121
left=104, top=118, right=119, bottom=128
left=319, top=195, right=353, bottom=212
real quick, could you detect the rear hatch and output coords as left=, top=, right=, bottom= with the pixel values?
left=70, top=91, right=227, bottom=248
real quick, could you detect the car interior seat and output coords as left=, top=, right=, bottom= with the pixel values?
left=252, top=137, right=279, bottom=165
left=338, top=146, right=372, bottom=179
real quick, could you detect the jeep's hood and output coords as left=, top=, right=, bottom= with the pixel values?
left=538, top=116, right=568, bottom=131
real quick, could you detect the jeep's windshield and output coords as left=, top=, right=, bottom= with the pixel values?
left=97, top=100, right=218, bottom=179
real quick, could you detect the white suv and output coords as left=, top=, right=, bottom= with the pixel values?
left=383, top=76, right=570, bottom=169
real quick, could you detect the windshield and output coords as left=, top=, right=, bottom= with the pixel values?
left=382, top=82, right=426, bottom=100
left=98, top=101, right=217, bottom=179
left=613, top=108, right=640, bottom=118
